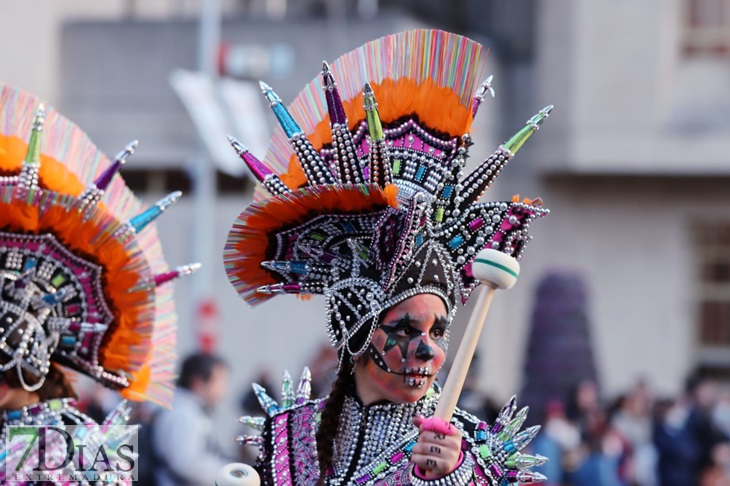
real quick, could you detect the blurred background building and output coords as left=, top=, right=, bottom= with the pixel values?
left=2, top=0, right=729, bottom=463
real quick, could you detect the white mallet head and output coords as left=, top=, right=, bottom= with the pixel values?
left=215, top=463, right=261, bottom=486
left=471, top=248, right=520, bottom=290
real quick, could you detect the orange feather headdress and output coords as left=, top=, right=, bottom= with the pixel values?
left=224, top=30, right=551, bottom=357
left=0, top=85, right=196, bottom=407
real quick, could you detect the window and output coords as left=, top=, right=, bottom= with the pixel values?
left=696, top=224, right=730, bottom=361
left=683, top=0, right=730, bottom=55
left=121, top=168, right=250, bottom=195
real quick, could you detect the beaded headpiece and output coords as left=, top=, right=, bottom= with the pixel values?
left=224, top=30, right=549, bottom=356
left=0, top=85, right=195, bottom=406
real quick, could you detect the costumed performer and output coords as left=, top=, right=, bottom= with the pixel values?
left=224, top=30, right=551, bottom=486
left=0, top=84, right=196, bottom=485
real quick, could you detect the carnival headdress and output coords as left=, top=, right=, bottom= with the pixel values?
left=0, top=85, right=195, bottom=406
left=224, top=30, right=549, bottom=356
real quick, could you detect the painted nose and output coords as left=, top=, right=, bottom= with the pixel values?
left=415, top=340, right=434, bottom=361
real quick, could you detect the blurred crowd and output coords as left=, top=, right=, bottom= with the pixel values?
left=458, top=375, right=730, bottom=486
left=76, top=344, right=730, bottom=486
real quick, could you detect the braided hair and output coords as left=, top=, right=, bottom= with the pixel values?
left=315, top=354, right=355, bottom=485
left=0, top=363, right=76, bottom=402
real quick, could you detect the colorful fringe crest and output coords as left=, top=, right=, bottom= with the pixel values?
left=261, top=29, right=485, bottom=198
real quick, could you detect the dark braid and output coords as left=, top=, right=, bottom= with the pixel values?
left=315, top=355, right=354, bottom=485
left=38, top=364, right=77, bottom=402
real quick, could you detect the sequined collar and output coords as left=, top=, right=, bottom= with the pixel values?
left=330, top=389, right=439, bottom=485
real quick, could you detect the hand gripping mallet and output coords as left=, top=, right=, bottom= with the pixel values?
left=215, top=463, right=261, bottom=486
left=433, top=248, right=520, bottom=422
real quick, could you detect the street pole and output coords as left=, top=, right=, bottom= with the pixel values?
left=190, top=0, right=222, bottom=353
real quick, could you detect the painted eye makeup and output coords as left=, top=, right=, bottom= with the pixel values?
left=384, top=315, right=420, bottom=338
left=393, top=327, right=420, bottom=338
left=429, top=316, right=448, bottom=337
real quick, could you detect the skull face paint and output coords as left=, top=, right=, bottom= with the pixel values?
left=354, top=294, right=449, bottom=405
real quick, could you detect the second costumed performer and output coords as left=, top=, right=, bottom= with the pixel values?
left=224, top=30, right=551, bottom=486
left=0, top=84, right=195, bottom=485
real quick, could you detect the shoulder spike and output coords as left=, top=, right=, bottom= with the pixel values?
left=295, top=367, right=312, bottom=404
left=227, top=135, right=289, bottom=195
left=363, top=83, right=392, bottom=187
left=321, top=61, right=364, bottom=184
left=238, top=415, right=266, bottom=431
left=491, top=395, right=518, bottom=434
left=259, top=81, right=335, bottom=185
left=505, top=453, right=548, bottom=470
left=498, top=406, right=529, bottom=441
left=281, top=370, right=295, bottom=408
left=507, top=425, right=541, bottom=452
left=236, top=435, right=265, bottom=448
left=505, top=470, right=547, bottom=484
left=252, top=382, right=279, bottom=416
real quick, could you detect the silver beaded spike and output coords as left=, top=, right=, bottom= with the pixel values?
left=281, top=369, right=295, bottom=408
left=363, top=83, right=392, bottom=188
left=228, top=135, right=290, bottom=196
left=252, top=382, right=279, bottom=416
left=236, top=434, right=264, bottom=447
left=295, top=366, right=312, bottom=404
left=78, top=140, right=138, bottom=214
left=260, top=81, right=336, bottom=185
left=15, top=104, right=45, bottom=199
left=238, top=416, right=266, bottom=431
left=321, top=61, right=364, bottom=184
left=451, top=106, right=553, bottom=213
left=499, top=406, right=530, bottom=441
left=509, top=425, right=541, bottom=452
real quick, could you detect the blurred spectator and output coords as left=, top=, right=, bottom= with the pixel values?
left=654, top=373, right=727, bottom=486
left=611, top=381, right=657, bottom=486
left=713, top=391, right=730, bottom=440
left=699, top=443, right=730, bottom=486
left=153, top=353, right=232, bottom=486
left=531, top=399, right=581, bottom=485
left=567, top=379, right=603, bottom=441
left=564, top=380, right=629, bottom=486
left=133, top=401, right=163, bottom=485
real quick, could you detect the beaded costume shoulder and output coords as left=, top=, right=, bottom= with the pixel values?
left=237, top=368, right=322, bottom=485
left=0, top=400, right=133, bottom=485
left=237, top=370, right=547, bottom=485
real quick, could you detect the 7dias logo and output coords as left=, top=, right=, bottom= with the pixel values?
left=4, top=424, right=138, bottom=483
